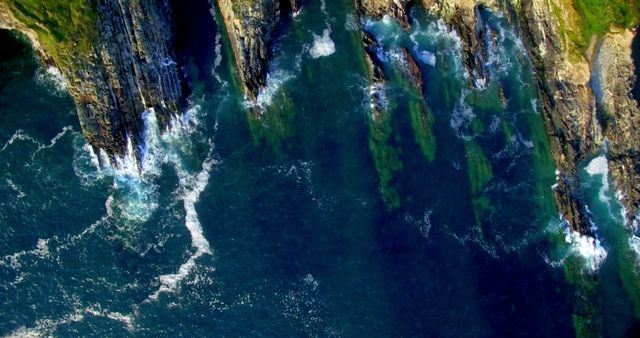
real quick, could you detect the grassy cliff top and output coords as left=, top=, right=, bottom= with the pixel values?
left=555, top=0, right=640, bottom=58
left=573, top=0, right=640, bottom=38
left=4, top=0, right=98, bottom=67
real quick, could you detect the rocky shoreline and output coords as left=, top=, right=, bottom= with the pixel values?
left=1, top=0, right=639, bottom=233
left=410, top=0, right=639, bottom=234
left=0, top=0, right=186, bottom=163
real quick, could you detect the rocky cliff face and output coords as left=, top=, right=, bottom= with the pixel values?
left=354, top=0, right=640, bottom=232
left=215, top=0, right=281, bottom=103
left=419, top=0, right=640, bottom=233
left=1, top=0, right=639, bottom=230
left=592, top=31, right=640, bottom=228
left=0, top=0, right=186, bottom=163
left=356, top=0, right=411, bottom=29
left=215, top=0, right=299, bottom=110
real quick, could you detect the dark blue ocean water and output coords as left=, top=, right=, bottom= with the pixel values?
left=1, top=1, right=639, bottom=337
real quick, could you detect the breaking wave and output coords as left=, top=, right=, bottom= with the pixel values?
left=585, top=154, right=611, bottom=205
left=309, top=28, right=336, bottom=59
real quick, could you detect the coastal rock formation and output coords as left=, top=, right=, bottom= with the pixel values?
left=215, top=0, right=281, bottom=103
left=422, top=0, right=639, bottom=233
left=0, top=0, right=187, bottom=162
left=512, top=0, right=601, bottom=232
left=1, top=0, right=638, bottom=231
left=355, top=0, right=640, bottom=232
left=215, top=0, right=299, bottom=109
left=356, top=0, right=411, bottom=30
left=592, top=31, right=640, bottom=227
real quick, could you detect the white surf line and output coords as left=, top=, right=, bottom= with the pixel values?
left=1, top=203, right=110, bottom=271
left=32, top=125, right=74, bottom=158
left=149, top=140, right=217, bottom=300
left=1, top=129, right=41, bottom=152
left=0, top=126, right=73, bottom=158
left=5, top=178, right=26, bottom=199
left=564, top=227, right=608, bottom=272
left=4, top=302, right=135, bottom=338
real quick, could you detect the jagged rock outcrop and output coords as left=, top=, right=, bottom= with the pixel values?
left=216, top=0, right=280, bottom=102
left=361, top=31, right=387, bottom=117
left=0, top=0, right=187, bottom=162
left=215, top=0, right=298, bottom=109
left=356, top=0, right=411, bottom=30
left=513, top=0, right=602, bottom=232
left=592, top=31, right=640, bottom=227
left=421, top=0, right=627, bottom=233
left=359, top=0, right=640, bottom=232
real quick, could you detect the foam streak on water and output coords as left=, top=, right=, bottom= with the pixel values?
left=142, top=109, right=217, bottom=299
left=150, top=143, right=216, bottom=299
left=585, top=154, right=611, bottom=205
left=1, top=130, right=42, bottom=152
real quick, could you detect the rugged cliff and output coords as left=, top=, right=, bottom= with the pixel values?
left=415, top=0, right=640, bottom=233
left=1, top=0, right=638, bottom=229
left=592, top=31, right=640, bottom=228
left=0, top=0, right=186, bottom=162
left=215, top=0, right=300, bottom=110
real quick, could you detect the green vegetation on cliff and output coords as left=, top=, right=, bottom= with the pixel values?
left=5, top=0, right=98, bottom=66
left=573, top=0, right=640, bottom=40
left=554, top=0, right=640, bottom=55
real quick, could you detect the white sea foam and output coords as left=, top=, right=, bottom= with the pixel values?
left=423, top=19, right=465, bottom=79
left=6, top=179, right=26, bottom=199
left=84, top=305, right=135, bottom=331
left=345, top=13, right=358, bottom=31
left=585, top=155, right=611, bottom=204
left=309, top=29, right=335, bottom=59
left=5, top=303, right=136, bottom=338
left=211, top=32, right=226, bottom=86
left=46, top=67, right=66, bottom=90
left=4, top=311, right=85, bottom=338
left=416, top=50, right=436, bottom=66
left=368, top=83, right=388, bottom=114
left=419, top=210, right=433, bottom=239
left=551, top=169, right=561, bottom=190
left=450, top=90, right=476, bottom=140
left=246, top=69, right=294, bottom=111
left=564, top=227, right=608, bottom=272
left=1, top=130, right=41, bottom=152
left=150, top=139, right=216, bottom=299
left=72, top=105, right=216, bottom=299
left=31, top=126, right=73, bottom=158
left=143, top=110, right=217, bottom=299
left=1, top=126, right=72, bottom=160
left=35, top=66, right=67, bottom=94
left=629, top=235, right=640, bottom=268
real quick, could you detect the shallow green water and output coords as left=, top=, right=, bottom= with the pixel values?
left=1, top=1, right=639, bottom=337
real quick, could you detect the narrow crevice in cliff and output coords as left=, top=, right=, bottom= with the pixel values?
left=170, top=0, right=218, bottom=97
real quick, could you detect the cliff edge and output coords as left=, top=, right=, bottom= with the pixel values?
left=0, top=0, right=187, bottom=163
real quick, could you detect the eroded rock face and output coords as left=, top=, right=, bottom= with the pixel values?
left=421, top=0, right=614, bottom=233
left=215, top=0, right=287, bottom=105
left=509, top=0, right=601, bottom=232
left=592, top=31, right=640, bottom=226
left=357, top=0, right=640, bottom=232
left=0, top=0, right=187, bottom=162
left=356, top=0, right=411, bottom=30
left=86, top=0, right=184, bottom=159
